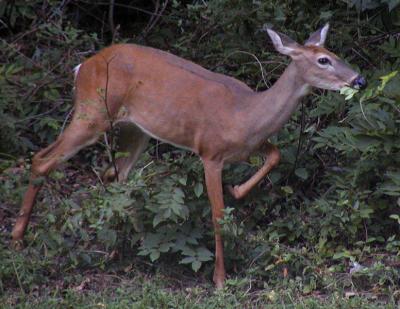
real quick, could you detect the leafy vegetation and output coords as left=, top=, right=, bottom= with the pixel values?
left=1, top=0, right=399, bottom=307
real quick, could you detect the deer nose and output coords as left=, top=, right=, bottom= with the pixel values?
left=351, top=75, right=367, bottom=90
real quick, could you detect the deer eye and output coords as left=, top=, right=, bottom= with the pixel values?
left=318, top=57, right=331, bottom=65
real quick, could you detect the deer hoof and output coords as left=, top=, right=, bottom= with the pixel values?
left=215, top=280, right=224, bottom=289
left=11, top=239, right=25, bottom=251
left=102, top=167, right=117, bottom=183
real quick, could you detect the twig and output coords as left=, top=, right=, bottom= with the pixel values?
left=1, top=39, right=58, bottom=80
left=143, top=0, right=159, bottom=35
left=380, top=98, right=400, bottom=115
left=142, top=0, right=169, bottom=38
left=0, top=18, right=12, bottom=35
left=139, top=161, right=154, bottom=175
left=100, top=55, right=119, bottom=182
left=79, top=1, right=167, bottom=17
left=15, top=101, right=65, bottom=123
left=92, top=166, right=106, bottom=190
left=351, top=47, right=376, bottom=68
left=108, top=0, right=115, bottom=42
left=359, top=99, right=374, bottom=127
left=71, top=2, right=108, bottom=26
left=224, top=50, right=269, bottom=88
left=103, top=133, right=113, bottom=163
left=61, top=107, right=75, bottom=133
left=12, top=257, right=25, bottom=295
left=10, top=27, right=40, bottom=44
left=0, top=152, right=17, bottom=160
left=292, top=101, right=306, bottom=176
left=48, top=0, right=71, bottom=20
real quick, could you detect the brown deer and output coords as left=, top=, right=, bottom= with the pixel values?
left=12, top=24, right=366, bottom=288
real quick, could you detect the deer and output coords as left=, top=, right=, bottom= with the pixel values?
left=11, top=24, right=366, bottom=288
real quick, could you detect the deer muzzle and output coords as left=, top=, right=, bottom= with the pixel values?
left=351, top=75, right=367, bottom=90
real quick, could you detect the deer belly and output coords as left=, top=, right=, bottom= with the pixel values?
left=124, top=110, right=197, bottom=153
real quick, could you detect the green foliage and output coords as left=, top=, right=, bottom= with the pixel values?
left=1, top=0, right=400, bottom=305
left=350, top=0, right=400, bottom=12
left=0, top=1, right=100, bottom=156
left=13, top=152, right=213, bottom=274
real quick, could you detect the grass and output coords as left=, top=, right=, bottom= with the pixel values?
left=1, top=248, right=397, bottom=309
left=2, top=272, right=397, bottom=309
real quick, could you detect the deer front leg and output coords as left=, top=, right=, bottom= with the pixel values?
left=227, top=142, right=280, bottom=200
left=203, top=159, right=226, bottom=289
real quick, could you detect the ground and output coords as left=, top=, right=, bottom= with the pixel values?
left=0, top=160, right=398, bottom=308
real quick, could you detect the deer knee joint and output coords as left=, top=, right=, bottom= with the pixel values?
left=227, top=185, right=244, bottom=200
left=268, top=147, right=281, bottom=167
left=31, top=156, right=46, bottom=176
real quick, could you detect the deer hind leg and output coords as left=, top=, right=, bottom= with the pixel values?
left=102, top=122, right=150, bottom=183
left=11, top=121, right=103, bottom=244
left=203, top=159, right=226, bottom=288
left=227, top=142, right=280, bottom=200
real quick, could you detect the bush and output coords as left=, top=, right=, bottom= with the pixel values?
left=0, top=0, right=399, bottom=298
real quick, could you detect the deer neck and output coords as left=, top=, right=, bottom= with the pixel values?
left=251, top=62, right=310, bottom=138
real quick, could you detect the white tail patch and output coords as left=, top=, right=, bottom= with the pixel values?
left=73, top=64, right=82, bottom=82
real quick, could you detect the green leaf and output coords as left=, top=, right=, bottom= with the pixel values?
left=281, top=186, right=293, bottom=194
left=295, top=168, right=309, bottom=180
left=182, top=246, right=196, bottom=256
left=115, top=151, right=130, bottom=159
left=191, top=260, right=202, bottom=272
left=359, top=208, right=374, bottom=218
left=80, top=253, right=92, bottom=264
left=390, top=214, right=400, bottom=224
left=97, top=228, right=117, bottom=247
left=268, top=171, right=282, bottom=183
left=320, top=10, right=333, bottom=20
left=172, top=188, right=185, bottom=203
left=180, top=256, right=195, bottom=264
left=194, top=182, right=203, bottom=198
left=51, top=170, right=65, bottom=180
left=179, top=205, right=189, bottom=219
left=249, top=155, right=262, bottom=166
left=158, top=242, right=171, bottom=253
left=44, top=88, right=60, bottom=101
left=32, top=176, right=46, bottom=186
left=170, top=201, right=182, bottom=216
left=332, top=250, right=353, bottom=260
left=143, top=233, right=161, bottom=248
left=340, top=86, right=358, bottom=100
left=387, top=0, right=400, bottom=11
left=47, top=213, right=56, bottom=224
left=196, top=247, right=213, bottom=261
left=178, top=176, right=187, bottom=185
left=150, top=250, right=160, bottom=262
left=378, top=71, right=398, bottom=91
left=153, top=212, right=164, bottom=227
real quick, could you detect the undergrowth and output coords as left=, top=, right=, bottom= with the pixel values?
left=0, top=0, right=399, bottom=306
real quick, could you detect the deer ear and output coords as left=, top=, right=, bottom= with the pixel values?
left=305, top=23, right=329, bottom=46
left=267, top=29, right=300, bottom=56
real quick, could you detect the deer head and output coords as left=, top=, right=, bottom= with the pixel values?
left=267, top=24, right=367, bottom=91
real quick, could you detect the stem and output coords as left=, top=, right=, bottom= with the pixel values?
left=12, top=257, right=25, bottom=295
left=292, top=100, right=306, bottom=175
left=101, top=55, right=119, bottom=182
left=108, top=0, right=115, bottom=42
